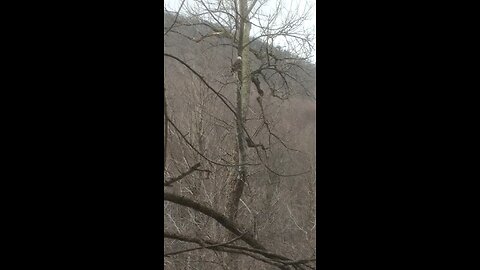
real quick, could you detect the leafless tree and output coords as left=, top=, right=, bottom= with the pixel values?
left=164, top=0, right=316, bottom=269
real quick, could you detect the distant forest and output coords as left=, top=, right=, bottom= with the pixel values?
left=164, top=1, right=316, bottom=268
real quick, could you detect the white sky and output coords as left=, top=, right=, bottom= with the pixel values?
left=164, top=0, right=316, bottom=63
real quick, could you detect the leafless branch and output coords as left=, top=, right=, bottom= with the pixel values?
left=164, top=192, right=264, bottom=250
left=164, top=231, right=246, bottom=257
left=167, top=117, right=260, bottom=167
left=164, top=0, right=187, bottom=36
left=164, top=163, right=202, bottom=187
left=165, top=231, right=313, bottom=269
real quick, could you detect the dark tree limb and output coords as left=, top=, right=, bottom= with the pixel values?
left=164, top=53, right=238, bottom=118
left=167, top=117, right=260, bottom=167
left=164, top=192, right=264, bottom=250
left=164, top=231, right=313, bottom=270
left=164, top=231, right=246, bottom=257
left=164, top=163, right=201, bottom=187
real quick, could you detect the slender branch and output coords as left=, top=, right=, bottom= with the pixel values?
left=164, top=231, right=246, bottom=257
left=164, top=163, right=201, bottom=187
left=164, top=192, right=264, bottom=250
left=164, top=0, right=187, bottom=36
left=164, top=231, right=313, bottom=269
left=164, top=53, right=238, bottom=118
left=167, top=117, right=260, bottom=167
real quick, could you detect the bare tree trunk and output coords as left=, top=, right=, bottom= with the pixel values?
left=224, top=0, right=252, bottom=268
left=225, top=0, right=251, bottom=224
left=164, top=0, right=316, bottom=267
left=164, top=83, right=168, bottom=170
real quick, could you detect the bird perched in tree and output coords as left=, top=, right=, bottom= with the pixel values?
left=231, top=56, right=242, bottom=73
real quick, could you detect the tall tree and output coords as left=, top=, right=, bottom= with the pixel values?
left=164, top=0, right=316, bottom=269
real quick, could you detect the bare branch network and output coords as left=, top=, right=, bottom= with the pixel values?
left=164, top=0, right=316, bottom=269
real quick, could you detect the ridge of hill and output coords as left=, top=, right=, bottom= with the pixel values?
left=164, top=12, right=316, bottom=101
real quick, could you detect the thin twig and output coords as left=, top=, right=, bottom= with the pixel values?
left=164, top=163, right=201, bottom=187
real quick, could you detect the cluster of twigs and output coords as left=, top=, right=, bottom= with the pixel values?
left=164, top=192, right=315, bottom=270
left=163, top=0, right=315, bottom=268
left=165, top=231, right=316, bottom=269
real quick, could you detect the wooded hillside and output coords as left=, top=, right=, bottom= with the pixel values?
left=164, top=2, right=316, bottom=268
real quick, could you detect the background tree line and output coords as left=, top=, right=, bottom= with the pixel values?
left=164, top=0, right=316, bottom=269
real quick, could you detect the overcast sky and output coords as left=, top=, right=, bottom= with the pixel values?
left=164, top=0, right=316, bottom=63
